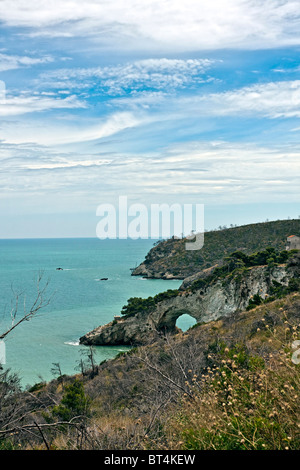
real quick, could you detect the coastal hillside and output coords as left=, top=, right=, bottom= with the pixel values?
left=1, top=224, right=299, bottom=451
left=1, top=290, right=299, bottom=450
left=132, top=218, right=300, bottom=279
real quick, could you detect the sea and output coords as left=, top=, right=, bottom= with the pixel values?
left=0, top=238, right=195, bottom=389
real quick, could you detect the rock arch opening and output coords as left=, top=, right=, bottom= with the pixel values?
left=157, top=309, right=199, bottom=334
left=176, top=313, right=197, bottom=332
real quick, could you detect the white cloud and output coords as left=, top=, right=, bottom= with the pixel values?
left=193, top=80, right=300, bottom=118
left=21, top=158, right=111, bottom=170
left=131, top=79, right=300, bottom=121
left=0, top=139, right=299, bottom=207
left=0, top=111, right=146, bottom=146
left=40, top=58, right=216, bottom=95
left=46, top=111, right=144, bottom=145
left=0, top=52, right=53, bottom=72
left=0, top=92, right=86, bottom=116
left=1, top=0, right=300, bottom=51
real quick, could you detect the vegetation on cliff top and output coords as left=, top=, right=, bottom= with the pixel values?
left=121, top=289, right=179, bottom=318
left=189, top=247, right=299, bottom=291
left=133, top=218, right=300, bottom=278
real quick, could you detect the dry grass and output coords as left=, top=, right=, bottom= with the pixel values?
left=155, top=318, right=300, bottom=450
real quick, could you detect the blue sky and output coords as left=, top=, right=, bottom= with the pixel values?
left=0, top=0, right=300, bottom=238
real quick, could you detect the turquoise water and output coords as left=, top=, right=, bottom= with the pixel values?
left=0, top=238, right=184, bottom=388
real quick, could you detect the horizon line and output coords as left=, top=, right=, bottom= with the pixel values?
left=0, top=217, right=298, bottom=241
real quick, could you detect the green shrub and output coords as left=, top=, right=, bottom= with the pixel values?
left=121, top=290, right=179, bottom=317
left=52, top=379, right=90, bottom=421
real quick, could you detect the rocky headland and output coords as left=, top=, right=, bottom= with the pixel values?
left=131, top=218, right=300, bottom=279
left=80, top=248, right=300, bottom=347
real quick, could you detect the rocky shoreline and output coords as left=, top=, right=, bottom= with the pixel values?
left=80, top=251, right=300, bottom=346
left=80, top=219, right=300, bottom=347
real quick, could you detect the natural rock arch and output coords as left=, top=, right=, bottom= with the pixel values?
left=156, top=308, right=199, bottom=333
left=80, top=258, right=299, bottom=347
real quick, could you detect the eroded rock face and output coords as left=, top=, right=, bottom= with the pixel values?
left=179, top=265, right=219, bottom=290
left=80, top=259, right=299, bottom=346
left=131, top=262, right=183, bottom=280
left=80, top=313, right=157, bottom=346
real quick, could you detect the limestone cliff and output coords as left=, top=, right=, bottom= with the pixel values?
left=80, top=252, right=300, bottom=346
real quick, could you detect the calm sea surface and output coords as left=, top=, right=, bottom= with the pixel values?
left=0, top=238, right=191, bottom=388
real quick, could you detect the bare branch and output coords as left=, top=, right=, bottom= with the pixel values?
left=134, top=353, right=195, bottom=400
left=0, top=272, right=52, bottom=341
left=0, top=416, right=85, bottom=437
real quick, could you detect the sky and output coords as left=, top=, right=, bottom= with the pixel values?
left=0, top=0, right=300, bottom=238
